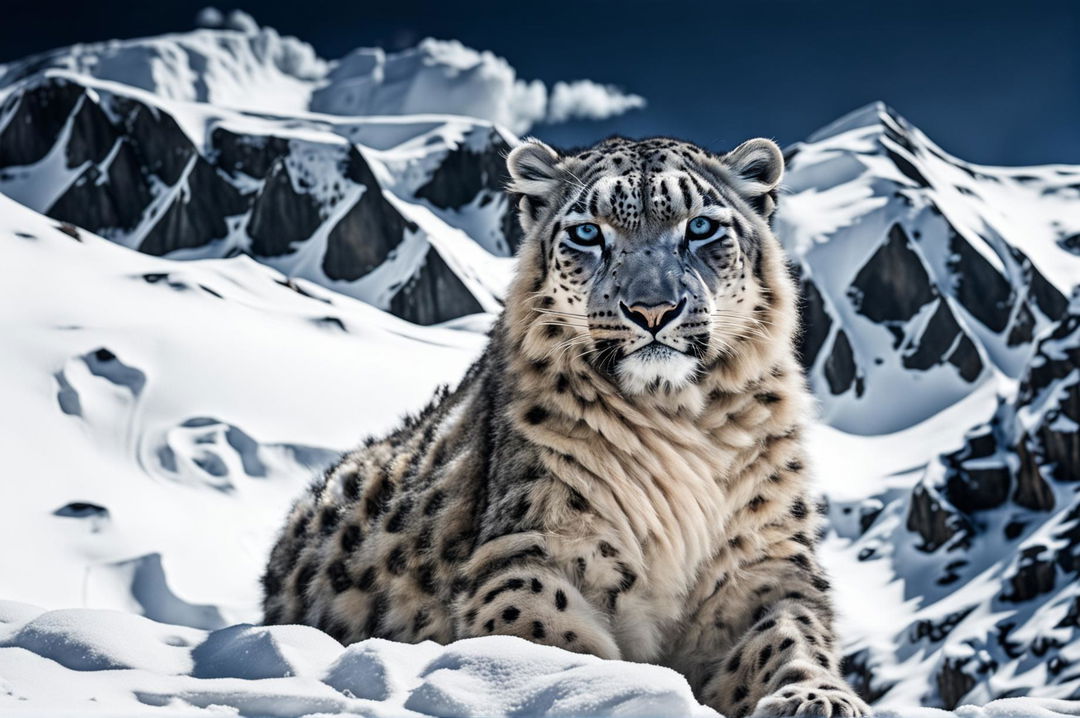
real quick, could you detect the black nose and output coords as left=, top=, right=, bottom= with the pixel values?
left=620, top=298, right=686, bottom=335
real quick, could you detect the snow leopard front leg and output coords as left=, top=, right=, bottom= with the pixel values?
left=678, top=534, right=870, bottom=717
left=453, top=532, right=622, bottom=660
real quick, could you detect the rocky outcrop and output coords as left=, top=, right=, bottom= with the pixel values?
left=849, top=224, right=936, bottom=324
left=824, top=329, right=857, bottom=395
left=323, top=148, right=412, bottom=282
left=389, top=247, right=484, bottom=325
left=246, top=160, right=323, bottom=257
left=902, top=298, right=983, bottom=382
left=947, top=229, right=1014, bottom=333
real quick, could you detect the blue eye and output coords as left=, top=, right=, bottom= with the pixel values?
left=566, top=223, right=603, bottom=247
left=687, top=216, right=718, bottom=239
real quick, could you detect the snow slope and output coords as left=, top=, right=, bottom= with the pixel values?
left=1, top=12, right=1080, bottom=717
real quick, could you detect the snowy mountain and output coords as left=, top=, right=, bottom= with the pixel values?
left=1, top=14, right=1079, bottom=716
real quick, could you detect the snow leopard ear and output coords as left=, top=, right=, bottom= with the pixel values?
left=507, top=138, right=562, bottom=233
left=723, top=138, right=784, bottom=218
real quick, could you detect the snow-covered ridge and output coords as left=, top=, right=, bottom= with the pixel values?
left=0, top=10, right=644, bottom=134
left=1, top=13, right=1080, bottom=715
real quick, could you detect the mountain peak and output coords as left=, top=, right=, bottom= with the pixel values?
left=805, top=101, right=912, bottom=144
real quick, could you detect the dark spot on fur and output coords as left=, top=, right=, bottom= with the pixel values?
left=386, top=497, right=414, bottom=533
left=532, top=621, right=546, bottom=639
left=563, top=631, right=577, bottom=643
left=423, top=490, right=445, bottom=516
left=366, top=477, right=395, bottom=520
left=727, top=652, right=741, bottom=672
left=418, top=562, right=438, bottom=594
left=789, top=553, right=812, bottom=571
left=483, top=619, right=495, bottom=633
left=555, top=589, right=568, bottom=611
left=356, top=566, right=377, bottom=591
left=758, top=644, right=774, bottom=668
left=733, top=686, right=748, bottom=703
left=525, top=405, right=548, bottom=424
left=567, top=487, right=590, bottom=512
left=386, top=546, right=407, bottom=576
left=342, top=473, right=360, bottom=501
left=319, top=506, right=340, bottom=535
left=531, top=578, right=543, bottom=593
left=598, top=541, right=618, bottom=558
left=756, top=619, right=777, bottom=633
left=502, top=606, right=520, bottom=623
left=341, top=524, right=363, bottom=553
left=327, top=559, right=353, bottom=593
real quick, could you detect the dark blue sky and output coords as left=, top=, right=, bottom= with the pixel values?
left=3, top=0, right=1077, bottom=165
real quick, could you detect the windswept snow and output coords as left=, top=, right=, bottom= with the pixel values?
left=3, top=602, right=1080, bottom=717
left=0, top=13, right=1079, bottom=716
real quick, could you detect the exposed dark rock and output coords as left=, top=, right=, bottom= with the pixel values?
left=414, top=130, right=521, bottom=254
left=796, top=275, right=832, bottom=370
left=823, top=329, right=856, bottom=395
left=0, top=79, right=83, bottom=167
left=117, top=97, right=198, bottom=186
left=907, top=483, right=970, bottom=552
left=389, top=246, right=484, bottom=326
left=1006, top=301, right=1035, bottom=347
left=65, top=92, right=120, bottom=168
left=1028, top=267, right=1068, bottom=321
left=841, top=648, right=894, bottom=705
left=1013, top=436, right=1055, bottom=511
left=947, top=231, right=1013, bottom=333
left=849, top=224, right=936, bottom=323
left=1056, top=596, right=1080, bottom=629
left=902, top=298, right=978, bottom=377
left=323, top=147, right=411, bottom=281
left=944, top=462, right=1010, bottom=514
left=947, top=334, right=982, bottom=382
left=247, top=160, right=324, bottom=257
left=858, top=499, right=884, bottom=534
left=1020, top=315, right=1080, bottom=404
left=211, top=128, right=289, bottom=180
left=416, top=132, right=507, bottom=207
left=48, top=138, right=152, bottom=233
left=884, top=147, right=931, bottom=188
left=139, top=158, right=248, bottom=256
left=911, top=606, right=976, bottom=643
left=1036, top=386, right=1080, bottom=481
left=1058, top=233, right=1080, bottom=255
left=1001, top=546, right=1056, bottom=603
left=936, top=656, right=976, bottom=709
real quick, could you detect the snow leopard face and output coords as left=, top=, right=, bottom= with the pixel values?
left=507, top=136, right=785, bottom=394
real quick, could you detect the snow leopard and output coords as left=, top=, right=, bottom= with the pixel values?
left=262, top=135, right=871, bottom=718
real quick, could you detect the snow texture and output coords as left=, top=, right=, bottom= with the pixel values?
left=0, top=12, right=1079, bottom=718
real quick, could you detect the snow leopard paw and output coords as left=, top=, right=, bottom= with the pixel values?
left=751, top=682, right=871, bottom=717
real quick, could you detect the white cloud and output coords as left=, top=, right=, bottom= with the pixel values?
left=545, top=80, right=646, bottom=125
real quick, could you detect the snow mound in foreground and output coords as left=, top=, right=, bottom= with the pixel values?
left=1, top=602, right=1077, bottom=718
left=0, top=601, right=718, bottom=717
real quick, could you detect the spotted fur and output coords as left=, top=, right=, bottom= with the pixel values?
left=262, top=135, right=869, bottom=718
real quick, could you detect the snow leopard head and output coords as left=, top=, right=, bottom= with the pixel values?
left=505, top=135, right=788, bottom=395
